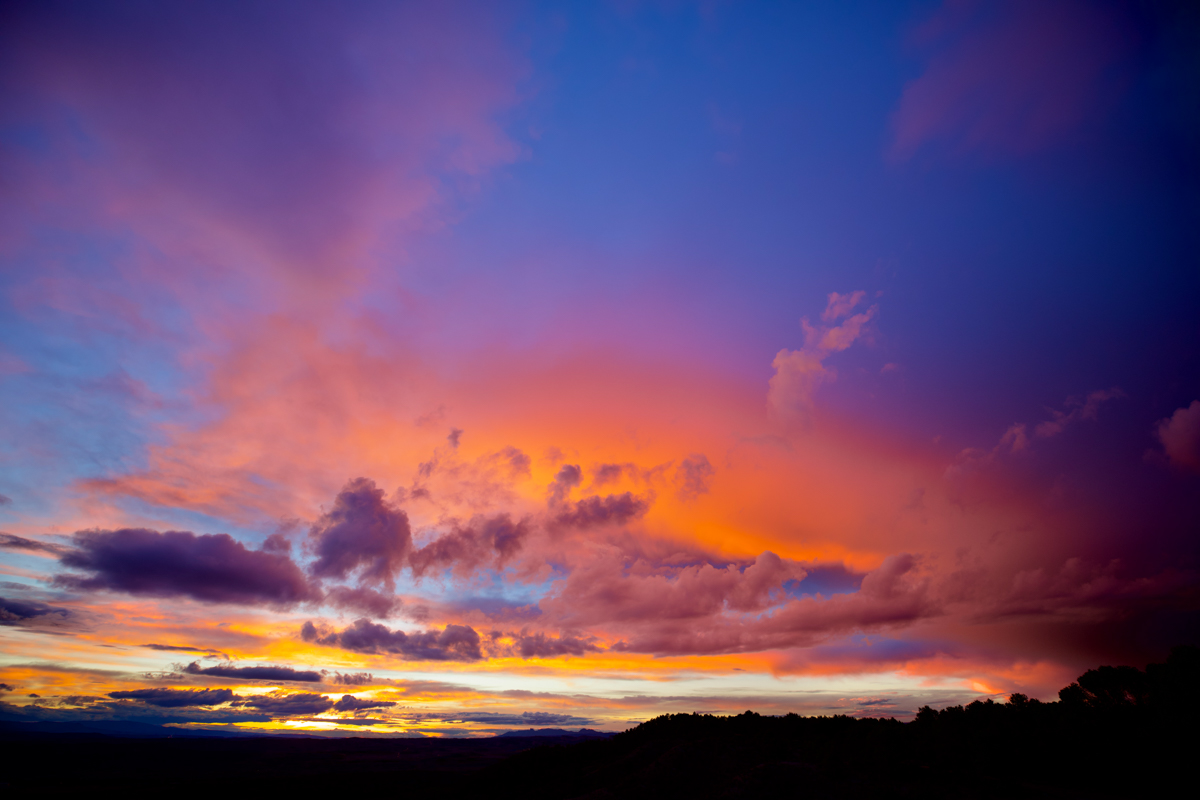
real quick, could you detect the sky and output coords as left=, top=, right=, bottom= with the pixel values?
left=0, top=0, right=1197, bottom=737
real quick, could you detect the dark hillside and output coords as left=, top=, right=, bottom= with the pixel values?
left=478, top=645, right=1200, bottom=799
left=3, top=647, right=1196, bottom=798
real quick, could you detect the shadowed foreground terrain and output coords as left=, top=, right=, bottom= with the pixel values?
left=4, top=648, right=1197, bottom=798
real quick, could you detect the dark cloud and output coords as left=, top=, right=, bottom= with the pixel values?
left=0, top=494, right=11, bottom=506
left=261, top=532, right=293, bottom=554
left=609, top=554, right=933, bottom=656
left=0, top=596, right=70, bottom=626
left=511, top=632, right=600, bottom=658
left=333, top=694, right=395, bottom=711
left=591, top=463, right=629, bottom=486
left=108, top=688, right=233, bottom=707
left=182, top=662, right=322, bottom=682
left=967, top=557, right=1197, bottom=624
left=329, top=671, right=375, bottom=686
left=543, top=550, right=805, bottom=630
left=45, top=694, right=105, bottom=707
left=856, top=697, right=896, bottom=707
left=303, top=618, right=483, bottom=661
left=497, top=446, right=531, bottom=478
left=140, top=643, right=223, bottom=655
left=447, top=428, right=463, bottom=448
left=548, top=464, right=582, bottom=505
left=552, top=492, right=650, bottom=529
left=56, top=528, right=315, bottom=606
left=0, top=533, right=65, bottom=555
left=300, top=620, right=329, bottom=641
left=674, top=454, right=715, bottom=501
left=409, top=514, right=530, bottom=578
left=419, top=710, right=595, bottom=727
left=324, top=585, right=402, bottom=618
left=233, top=692, right=333, bottom=715
left=307, top=478, right=411, bottom=590
left=0, top=699, right=270, bottom=725
left=0, top=683, right=13, bottom=692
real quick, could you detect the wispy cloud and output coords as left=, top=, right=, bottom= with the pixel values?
left=768, top=291, right=877, bottom=424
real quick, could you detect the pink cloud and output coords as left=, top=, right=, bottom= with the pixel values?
left=1156, top=400, right=1200, bottom=472
left=768, top=291, right=877, bottom=423
left=39, top=299, right=1187, bottom=676
left=409, top=513, right=531, bottom=578
left=1, top=1, right=528, bottom=308
left=540, top=550, right=808, bottom=631
left=891, top=0, right=1131, bottom=159
left=605, top=554, right=935, bottom=656
left=821, top=290, right=867, bottom=322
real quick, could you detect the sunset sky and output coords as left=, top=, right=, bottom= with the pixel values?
left=1, top=0, right=1197, bottom=736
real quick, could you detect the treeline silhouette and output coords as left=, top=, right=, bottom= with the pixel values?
left=3, top=647, right=1196, bottom=798
left=477, top=646, right=1200, bottom=799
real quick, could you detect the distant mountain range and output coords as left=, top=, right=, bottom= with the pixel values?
left=495, top=728, right=612, bottom=738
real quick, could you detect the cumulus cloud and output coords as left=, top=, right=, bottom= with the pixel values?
left=613, top=553, right=933, bottom=655
left=591, top=463, right=629, bottom=487
left=769, top=291, right=877, bottom=422
left=302, top=618, right=483, bottom=661
left=182, top=662, right=322, bottom=682
left=409, top=513, right=531, bottom=578
left=674, top=454, right=715, bottom=501
left=975, top=557, right=1198, bottom=624
left=233, top=691, right=334, bottom=715
left=507, top=631, right=601, bottom=659
left=1156, top=400, right=1200, bottom=472
left=548, top=464, right=583, bottom=505
left=323, top=585, right=403, bottom=618
left=55, top=528, right=315, bottom=606
left=542, top=551, right=807, bottom=629
left=333, top=694, right=395, bottom=711
left=330, top=672, right=375, bottom=686
left=821, top=290, right=866, bottom=322
left=495, top=446, right=532, bottom=479
left=552, top=493, right=651, bottom=530
left=108, top=688, right=233, bottom=707
left=308, top=478, right=412, bottom=590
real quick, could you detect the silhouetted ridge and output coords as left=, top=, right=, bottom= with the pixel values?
left=479, top=646, right=1200, bottom=799
left=2, top=647, right=1197, bottom=798
left=496, top=727, right=611, bottom=738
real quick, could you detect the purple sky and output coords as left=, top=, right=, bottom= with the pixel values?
left=0, top=0, right=1197, bottom=736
